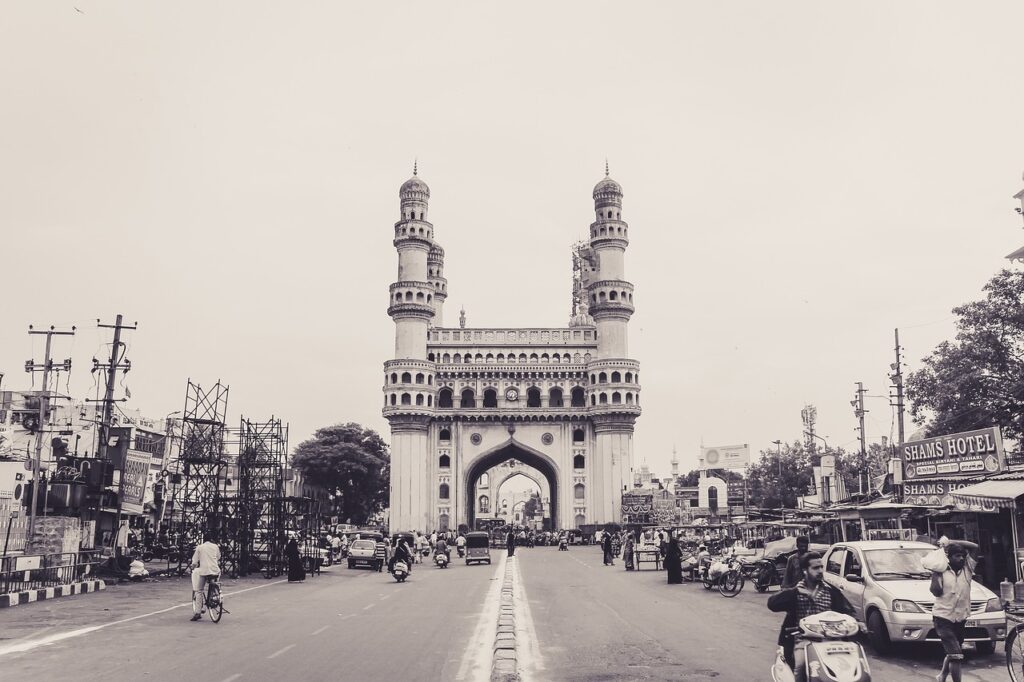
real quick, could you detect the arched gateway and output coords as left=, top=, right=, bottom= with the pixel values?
left=383, top=167, right=641, bottom=533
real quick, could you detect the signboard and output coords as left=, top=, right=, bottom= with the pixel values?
left=621, top=493, right=653, bottom=523
left=902, top=480, right=972, bottom=506
left=676, top=487, right=699, bottom=501
left=727, top=480, right=746, bottom=505
left=119, top=450, right=152, bottom=515
left=701, top=444, right=749, bottom=469
left=901, top=427, right=1005, bottom=481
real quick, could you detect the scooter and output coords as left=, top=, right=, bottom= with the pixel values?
left=456, top=545, right=465, bottom=558
left=434, top=552, right=449, bottom=569
left=771, top=611, right=870, bottom=682
left=558, top=537, right=568, bottom=551
left=392, top=560, right=409, bottom=583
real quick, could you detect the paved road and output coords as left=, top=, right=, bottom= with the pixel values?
left=0, top=556, right=501, bottom=682
left=518, top=545, right=1010, bottom=681
left=1, top=547, right=1016, bottom=681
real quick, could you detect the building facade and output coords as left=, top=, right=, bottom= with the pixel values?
left=383, top=169, right=641, bottom=532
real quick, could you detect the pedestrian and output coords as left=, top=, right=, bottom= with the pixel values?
left=665, top=533, right=684, bottom=584
left=284, top=537, right=305, bottom=582
left=782, top=536, right=810, bottom=589
left=602, top=530, right=614, bottom=565
left=623, top=533, right=636, bottom=571
left=930, top=540, right=980, bottom=682
left=506, top=529, right=516, bottom=557
left=375, top=536, right=388, bottom=572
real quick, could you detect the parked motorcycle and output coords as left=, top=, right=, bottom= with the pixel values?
left=393, top=560, right=410, bottom=583
left=434, top=552, right=449, bottom=569
left=771, top=611, right=870, bottom=682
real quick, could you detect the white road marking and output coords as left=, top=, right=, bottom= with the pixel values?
left=311, top=625, right=329, bottom=635
left=340, top=614, right=355, bottom=620
left=455, top=554, right=507, bottom=682
left=0, top=579, right=288, bottom=658
left=221, top=674, right=241, bottom=682
left=380, top=593, right=393, bottom=600
left=511, top=556, right=543, bottom=681
left=267, top=643, right=295, bottom=659
left=362, top=603, right=376, bottom=610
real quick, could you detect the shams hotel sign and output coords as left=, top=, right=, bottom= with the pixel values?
left=901, top=427, right=1006, bottom=508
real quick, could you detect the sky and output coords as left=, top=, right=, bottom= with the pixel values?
left=2, top=2, right=1023, bottom=480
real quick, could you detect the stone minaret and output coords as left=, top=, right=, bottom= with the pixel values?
left=384, top=165, right=437, bottom=533
left=586, top=165, right=641, bottom=522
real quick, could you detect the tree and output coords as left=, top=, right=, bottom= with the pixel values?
left=906, top=269, right=1024, bottom=443
left=291, top=422, right=390, bottom=524
left=745, top=441, right=814, bottom=509
left=523, top=492, right=540, bottom=520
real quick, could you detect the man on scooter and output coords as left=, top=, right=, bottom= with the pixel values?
left=434, top=536, right=450, bottom=563
left=767, top=552, right=859, bottom=673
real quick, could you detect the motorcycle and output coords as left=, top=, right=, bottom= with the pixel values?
left=558, top=537, right=568, bottom=551
left=456, top=545, right=465, bottom=558
left=392, top=560, right=410, bottom=583
left=434, top=552, right=449, bottom=569
left=771, top=611, right=870, bottom=682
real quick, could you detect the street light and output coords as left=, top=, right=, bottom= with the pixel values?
left=803, top=431, right=830, bottom=454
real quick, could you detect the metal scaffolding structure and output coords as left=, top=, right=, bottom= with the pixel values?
left=233, top=417, right=287, bottom=576
left=169, top=380, right=229, bottom=571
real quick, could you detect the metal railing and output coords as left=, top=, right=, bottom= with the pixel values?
left=0, top=550, right=103, bottom=595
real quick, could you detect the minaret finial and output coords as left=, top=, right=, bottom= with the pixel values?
left=459, top=306, right=466, bottom=329
left=413, top=158, right=418, bottom=176
left=605, top=158, right=609, bottom=177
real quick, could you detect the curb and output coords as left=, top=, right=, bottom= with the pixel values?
left=490, top=556, right=521, bottom=682
left=1, top=579, right=106, bottom=608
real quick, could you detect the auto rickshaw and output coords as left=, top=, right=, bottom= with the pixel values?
left=464, top=531, right=491, bottom=565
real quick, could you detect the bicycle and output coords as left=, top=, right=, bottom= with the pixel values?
left=193, top=574, right=228, bottom=624
left=1005, top=605, right=1024, bottom=681
left=702, top=555, right=745, bottom=597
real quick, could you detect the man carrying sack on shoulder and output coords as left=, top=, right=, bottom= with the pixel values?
left=924, top=538, right=981, bottom=682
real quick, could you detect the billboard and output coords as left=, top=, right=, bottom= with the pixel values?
left=901, top=427, right=1005, bottom=481
left=727, top=480, right=746, bottom=505
left=902, top=480, right=973, bottom=506
left=120, top=450, right=152, bottom=515
left=701, top=444, right=749, bottom=469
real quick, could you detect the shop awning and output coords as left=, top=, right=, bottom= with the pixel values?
left=951, top=479, right=1024, bottom=510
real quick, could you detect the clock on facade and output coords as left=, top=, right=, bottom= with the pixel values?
left=505, top=387, right=519, bottom=401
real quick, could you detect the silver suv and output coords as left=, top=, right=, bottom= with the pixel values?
left=820, top=541, right=1006, bottom=655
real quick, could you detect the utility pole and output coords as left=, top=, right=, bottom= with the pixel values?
left=889, top=328, right=906, bottom=450
left=852, top=382, right=868, bottom=495
left=90, top=315, right=136, bottom=550
left=25, top=324, right=76, bottom=538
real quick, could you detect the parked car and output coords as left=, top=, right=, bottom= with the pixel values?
left=820, top=541, right=1007, bottom=655
left=347, top=539, right=381, bottom=570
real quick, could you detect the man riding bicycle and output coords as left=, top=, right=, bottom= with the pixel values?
left=188, top=531, right=221, bottom=622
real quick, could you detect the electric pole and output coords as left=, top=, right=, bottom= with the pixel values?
left=889, top=328, right=906, bottom=450
left=851, top=382, right=868, bottom=495
left=89, top=316, right=136, bottom=551
left=25, top=324, right=76, bottom=538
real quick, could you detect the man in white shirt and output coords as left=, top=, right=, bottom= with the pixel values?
left=188, top=532, right=222, bottom=621
left=929, top=540, right=979, bottom=682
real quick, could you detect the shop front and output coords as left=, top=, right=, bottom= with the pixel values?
left=951, top=473, right=1024, bottom=584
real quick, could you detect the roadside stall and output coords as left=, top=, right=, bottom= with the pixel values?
left=950, top=471, right=1024, bottom=583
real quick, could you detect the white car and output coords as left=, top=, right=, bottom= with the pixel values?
left=821, top=541, right=1007, bottom=655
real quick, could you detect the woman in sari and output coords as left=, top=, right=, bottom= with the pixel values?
left=623, top=533, right=636, bottom=571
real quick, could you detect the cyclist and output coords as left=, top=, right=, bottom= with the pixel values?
left=188, top=531, right=222, bottom=622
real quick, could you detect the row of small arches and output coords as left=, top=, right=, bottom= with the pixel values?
left=600, top=210, right=621, bottom=220
left=592, top=225, right=627, bottom=238
left=393, top=291, right=434, bottom=303
left=591, top=290, right=633, bottom=304
left=387, top=393, right=434, bottom=406
left=404, top=210, right=426, bottom=220
left=440, top=454, right=586, bottom=471
left=438, top=386, right=586, bottom=408
left=397, top=225, right=431, bottom=238
left=592, top=392, right=637, bottom=405
left=590, top=371, right=638, bottom=384
left=437, top=480, right=588, bottom=501
left=428, top=352, right=579, bottom=364
left=389, top=372, right=434, bottom=385
left=438, top=427, right=585, bottom=443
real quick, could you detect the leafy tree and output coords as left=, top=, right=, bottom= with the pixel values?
left=291, top=422, right=390, bottom=524
left=745, top=441, right=814, bottom=509
left=906, top=269, right=1024, bottom=443
left=523, top=492, right=540, bottom=520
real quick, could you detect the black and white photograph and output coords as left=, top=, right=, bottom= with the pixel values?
left=3, top=2, right=1024, bottom=681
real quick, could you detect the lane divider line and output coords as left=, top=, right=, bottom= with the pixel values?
left=221, top=674, right=241, bottom=682
left=0, top=578, right=288, bottom=658
left=455, top=554, right=507, bottom=681
left=491, top=555, right=519, bottom=681
left=267, top=643, right=296, bottom=660
left=311, top=625, right=329, bottom=636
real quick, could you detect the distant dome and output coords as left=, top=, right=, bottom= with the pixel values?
left=593, top=176, right=622, bottom=197
left=400, top=175, right=430, bottom=199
